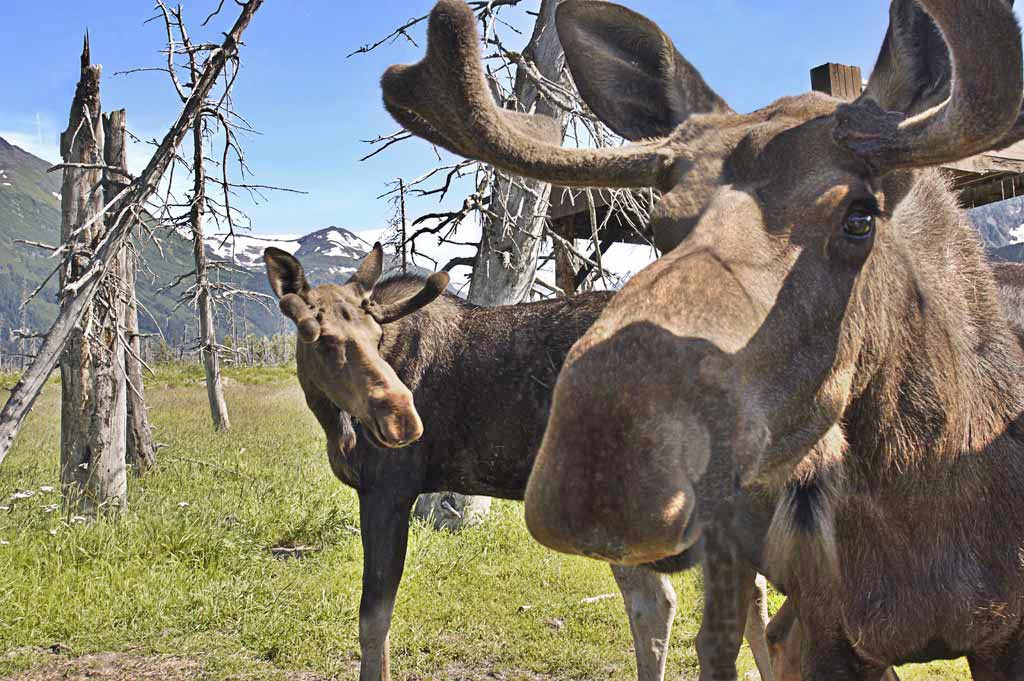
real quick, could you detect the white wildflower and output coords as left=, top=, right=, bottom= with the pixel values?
left=177, top=501, right=190, bottom=508
left=77, top=463, right=88, bottom=470
left=70, top=515, right=88, bottom=524
left=42, top=504, right=59, bottom=514
left=48, top=529, right=57, bottom=536
left=11, top=490, right=35, bottom=500
left=0, top=540, right=9, bottom=546
left=39, top=485, right=54, bottom=493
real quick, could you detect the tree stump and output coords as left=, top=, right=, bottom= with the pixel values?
left=414, top=492, right=492, bottom=532
left=58, top=38, right=128, bottom=515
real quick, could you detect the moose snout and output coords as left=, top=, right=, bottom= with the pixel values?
left=367, top=389, right=424, bottom=448
left=523, top=327, right=719, bottom=565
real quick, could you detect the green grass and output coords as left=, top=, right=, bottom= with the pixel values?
left=0, top=367, right=966, bottom=679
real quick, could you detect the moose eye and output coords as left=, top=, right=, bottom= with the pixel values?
left=843, top=210, right=875, bottom=240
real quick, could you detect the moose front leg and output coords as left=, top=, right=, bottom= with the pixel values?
left=697, top=533, right=762, bottom=681
left=358, top=487, right=417, bottom=681
left=611, top=564, right=677, bottom=681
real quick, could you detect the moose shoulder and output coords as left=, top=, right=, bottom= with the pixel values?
left=262, top=246, right=771, bottom=681
left=381, top=0, right=1024, bottom=678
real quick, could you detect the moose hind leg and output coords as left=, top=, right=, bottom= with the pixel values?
left=745, top=574, right=774, bottom=681
left=612, top=564, right=677, bottom=681
left=358, top=488, right=416, bottom=681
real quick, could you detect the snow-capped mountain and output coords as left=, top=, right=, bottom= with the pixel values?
left=203, top=226, right=411, bottom=286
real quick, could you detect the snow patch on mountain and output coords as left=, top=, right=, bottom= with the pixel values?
left=207, top=232, right=302, bottom=267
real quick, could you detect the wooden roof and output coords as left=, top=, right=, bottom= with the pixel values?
left=943, top=141, right=1024, bottom=208
left=547, top=187, right=655, bottom=245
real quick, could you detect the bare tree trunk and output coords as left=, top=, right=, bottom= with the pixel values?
left=59, top=40, right=128, bottom=516
left=467, top=0, right=568, bottom=306
left=190, top=121, right=230, bottom=431
left=123, top=254, right=157, bottom=471
left=416, top=0, right=569, bottom=529
left=104, top=110, right=157, bottom=474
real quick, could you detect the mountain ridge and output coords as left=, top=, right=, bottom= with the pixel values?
left=0, top=136, right=397, bottom=353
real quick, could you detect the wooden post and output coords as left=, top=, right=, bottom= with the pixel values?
left=553, top=215, right=579, bottom=296
left=105, top=110, right=157, bottom=474
left=58, top=37, right=128, bottom=515
left=810, top=63, right=863, bottom=101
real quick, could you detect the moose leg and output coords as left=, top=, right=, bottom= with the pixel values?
left=358, top=488, right=416, bottom=681
left=769, top=602, right=901, bottom=681
left=968, top=648, right=1024, bottom=681
left=697, top=534, right=760, bottom=681
left=798, top=615, right=891, bottom=681
left=611, top=564, right=677, bottom=681
left=766, top=599, right=801, bottom=681
left=745, top=573, right=774, bottom=681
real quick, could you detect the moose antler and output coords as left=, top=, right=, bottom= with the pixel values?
left=280, top=293, right=321, bottom=343
left=365, top=272, right=451, bottom=325
left=381, top=0, right=677, bottom=190
left=836, top=0, right=1023, bottom=170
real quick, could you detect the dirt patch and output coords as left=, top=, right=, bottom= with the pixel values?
left=1, top=653, right=331, bottom=681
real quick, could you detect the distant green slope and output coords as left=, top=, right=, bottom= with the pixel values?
left=0, top=136, right=285, bottom=352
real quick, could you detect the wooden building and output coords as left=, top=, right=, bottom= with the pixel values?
left=545, top=62, right=1024, bottom=295
left=809, top=62, right=1024, bottom=208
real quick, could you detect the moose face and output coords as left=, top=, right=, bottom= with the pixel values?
left=265, top=244, right=449, bottom=449
left=380, top=0, right=1024, bottom=564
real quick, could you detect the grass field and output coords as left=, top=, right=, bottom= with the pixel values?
left=0, top=367, right=966, bottom=679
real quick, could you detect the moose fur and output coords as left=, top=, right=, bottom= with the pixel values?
left=264, top=248, right=771, bottom=681
left=380, top=0, right=1024, bottom=678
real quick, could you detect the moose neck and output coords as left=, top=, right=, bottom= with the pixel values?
left=846, top=171, right=1024, bottom=486
left=373, top=276, right=463, bottom=391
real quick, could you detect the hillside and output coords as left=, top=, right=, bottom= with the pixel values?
left=0, top=136, right=406, bottom=354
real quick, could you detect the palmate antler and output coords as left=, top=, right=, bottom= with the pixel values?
left=380, top=0, right=677, bottom=190
left=836, top=0, right=1023, bottom=170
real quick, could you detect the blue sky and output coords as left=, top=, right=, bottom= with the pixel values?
left=3, top=1, right=1020, bottom=237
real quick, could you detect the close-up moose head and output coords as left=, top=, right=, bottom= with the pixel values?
left=382, top=0, right=1024, bottom=565
left=264, top=244, right=449, bottom=449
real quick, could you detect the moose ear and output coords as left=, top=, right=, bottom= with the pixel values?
left=860, top=0, right=953, bottom=117
left=556, top=0, right=730, bottom=141
left=264, top=247, right=309, bottom=299
left=349, top=242, right=385, bottom=293
left=366, top=272, right=450, bottom=324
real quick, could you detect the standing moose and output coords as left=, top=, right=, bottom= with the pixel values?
left=381, top=0, right=1024, bottom=679
left=264, top=245, right=773, bottom=681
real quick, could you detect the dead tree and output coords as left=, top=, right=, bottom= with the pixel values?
left=0, top=0, right=264, bottom=469
left=58, top=39, right=129, bottom=514
left=468, top=0, right=569, bottom=306
left=153, top=2, right=237, bottom=431
left=141, top=2, right=298, bottom=431
left=420, top=0, right=576, bottom=530
left=104, top=110, right=158, bottom=473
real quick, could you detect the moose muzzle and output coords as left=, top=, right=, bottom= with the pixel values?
left=366, top=387, right=424, bottom=449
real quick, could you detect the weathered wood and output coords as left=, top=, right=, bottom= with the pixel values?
left=0, top=0, right=263, bottom=468
left=58, top=40, right=128, bottom=515
left=191, top=120, right=231, bottom=432
left=104, top=109, right=157, bottom=474
left=467, top=0, right=569, bottom=307
left=418, top=0, right=574, bottom=528
left=552, top=215, right=580, bottom=296
left=810, top=62, right=863, bottom=100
